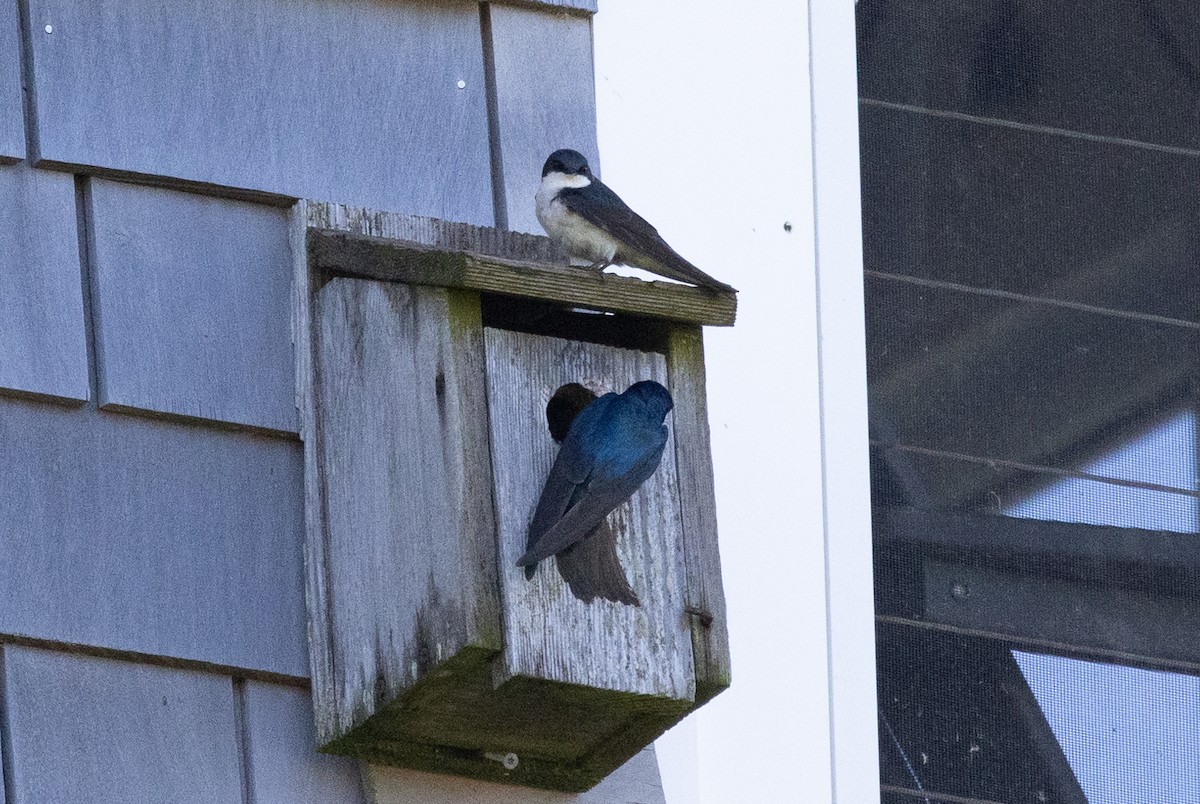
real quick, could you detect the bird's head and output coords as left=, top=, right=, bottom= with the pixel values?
left=624, top=380, right=674, bottom=422
left=542, top=149, right=593, bottom=182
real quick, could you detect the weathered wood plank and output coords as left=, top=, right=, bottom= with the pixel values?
left=308, top=277, right=501, bottom=743
left=665, top=327, right=731, bottom=702
left=0, top=164, right=88, bottom=401
left=306, top=203, right=561, bottom=262
left=359, top=745, right=664, bottom=804
left=27, top=0, right=492, bottom=223
left=495, top=0, right=597, bottom=14
left=298, top=211, right=730, bottom=787
left=305, top=318, right=699, bottom=790
left=0, top=0, right=21, bottom=161
left=242, top=682, right=365, bottom=804
left=89, top=179, right=296, bottom=432
left=487, top=4, right=599, bottom=234
left=484, top=328, right=694, bottom=701
left=308, top=229, right=738, bottom=327
left=2, top=647, right=243, bottom=803
left=0, top=398, right=307, bottom=677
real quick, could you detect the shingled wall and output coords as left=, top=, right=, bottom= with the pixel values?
left=0, top=0, right=664, bottom=800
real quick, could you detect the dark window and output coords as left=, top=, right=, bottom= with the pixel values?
left=859, top=2, right=1200, bottom=801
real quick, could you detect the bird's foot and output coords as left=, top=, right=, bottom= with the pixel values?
left=585, top=260, right=612, bottom=272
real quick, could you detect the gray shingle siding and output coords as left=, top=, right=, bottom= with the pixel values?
left=487, top=4, right=601, bottom=234
left=4, top=647, right=246, bottom=803
left=0, top=400, right=307, bottom=676
left=0, top=165, right=88, bottom=401
left=2, top=648, right=363, bottom=804
left=1, top=0, right=663, bottom=798
left=27, top=0, right=494, bottom=222
left=242, top=682, right=365, bottom=803
left=0, top=0, right=20, bottom=162
left=88, top=180, right=297, bottom=433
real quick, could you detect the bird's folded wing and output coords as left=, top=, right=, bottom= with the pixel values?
left=558, top=185, right=734, bottom=291
left=526, top=466, right=577, bottom=550
left=524, top=394, right=615, bottom=576
left=518, top=443, right=665, bottom=567
left=559, top=183, right=669, bottom=256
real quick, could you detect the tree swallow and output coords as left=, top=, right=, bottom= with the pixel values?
left=535, top=149, right=736, bottom=293
left=518, top=380, right=675, bottom=605
left=540, top=383, right=639, bottom=606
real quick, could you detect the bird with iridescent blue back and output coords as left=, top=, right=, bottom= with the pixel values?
left=535, top=149, right=736, bottom=293
left=518, top=380, right=675, bottom=594
left=541, top=383, right=638, bottom=605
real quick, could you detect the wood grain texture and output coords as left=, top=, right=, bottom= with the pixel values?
left=242, top=683, right=365, bottom=804
left=484, top=328, right=694, bottom=702
left=496, top=0, right=597, bottom=14
left=303, top=314, right=698, bottom=790
left=308, top=277, right=500, bottom=743
left=89, top=179, right=297, bottom=432
left=487, top=4, right=600, bottom=234
left=665, top=327, right=731, bottom=702
left=297, top=203, right=729, bottom=787
left=27, top=0, right=493, bottom=224
left=0, top=165, right=88, bottom=401
left=0, top=398, right=307, bottom=677
left=307, top=202, right=560, bottom=263
left=0, top=0, right=21, bottom=161
left=2, top=647, right=242, bottom=804
left=308, top=229, right=738, bottom=327
left=359, top=745, right=664, bottom=804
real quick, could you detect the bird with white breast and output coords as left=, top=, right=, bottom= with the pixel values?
left=535, top=149, right=736, bottom=294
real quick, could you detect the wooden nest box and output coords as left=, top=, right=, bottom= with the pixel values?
left=293, top=202, right=735, bottom=792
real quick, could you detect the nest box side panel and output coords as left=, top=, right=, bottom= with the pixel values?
left=484, top=329, right=695, bottom=703
left=308, top=277, right=500, bottom=744
left=666, top=326, right=731, bottom=703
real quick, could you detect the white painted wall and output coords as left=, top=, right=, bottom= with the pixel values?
left=593, top=2, right=877, bottom=802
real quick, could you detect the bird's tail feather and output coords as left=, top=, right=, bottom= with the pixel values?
left=554, top=520, right=640, bottom=606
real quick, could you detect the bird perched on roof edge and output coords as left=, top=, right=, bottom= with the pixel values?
left=519, top=380, right=675, bottom=605
left=535, top=149, right=736, bottom=293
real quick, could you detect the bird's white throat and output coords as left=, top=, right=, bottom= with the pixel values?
left=539, top=171, right=592, bottom=192
left=535, top=171, right=591, bottom=229
left=535, top=172, right=620, bottom=267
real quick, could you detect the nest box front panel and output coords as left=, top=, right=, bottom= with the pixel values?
left=310, top=278, right=499, bottom=742
left=300, top=208, right=731, bottom=789
left=483, top=328, right=696, bottom=703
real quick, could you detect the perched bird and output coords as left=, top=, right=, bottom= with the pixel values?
left=535, top=149, right=736, bottom=293
left=540, top=383, right=639, bottom=605
left=519, top=380, right=675, bottom=604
